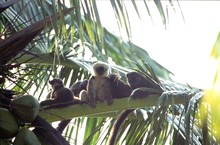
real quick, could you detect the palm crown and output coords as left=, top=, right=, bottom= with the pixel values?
left=0, top=0, right=218, bottom=145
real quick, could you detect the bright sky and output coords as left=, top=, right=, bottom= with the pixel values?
left=97, top=1, right=220, bottom=89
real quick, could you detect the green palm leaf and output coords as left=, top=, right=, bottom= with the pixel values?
left=0, top=0, right=215, bottom=145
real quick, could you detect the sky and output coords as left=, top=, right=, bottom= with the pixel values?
left=97, top=1, right=220, bottom=89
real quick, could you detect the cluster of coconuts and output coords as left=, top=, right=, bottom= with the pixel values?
left=0, top=95, right=41, bottom=145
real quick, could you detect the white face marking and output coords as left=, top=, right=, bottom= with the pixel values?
left=93, top=62, right=109, bottom=77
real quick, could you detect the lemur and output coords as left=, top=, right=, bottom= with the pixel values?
left=79, top=61, right=113, bottom=108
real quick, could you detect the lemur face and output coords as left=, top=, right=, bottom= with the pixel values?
left=126, top=72, right=141, bottom=89
left=49, top=79, right=64, bottom=89
left=93, top=62, right=109, bottom=77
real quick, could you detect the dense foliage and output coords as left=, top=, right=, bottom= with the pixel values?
left=0, top=0, right=218, bottom=145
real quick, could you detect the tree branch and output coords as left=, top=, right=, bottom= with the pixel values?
left=39, top=92, right=193, bottom=123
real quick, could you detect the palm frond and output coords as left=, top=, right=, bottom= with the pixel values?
left=0, top=0, right=212, bottom=145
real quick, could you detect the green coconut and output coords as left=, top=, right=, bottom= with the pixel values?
left=0, top=108, right=19, bottom=139
left=11, top=95, right=40, bottom=123
left=14, top=128, right=41, bottom=145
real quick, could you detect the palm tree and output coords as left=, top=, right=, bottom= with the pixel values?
left=0, top=0, right=217, bottom=145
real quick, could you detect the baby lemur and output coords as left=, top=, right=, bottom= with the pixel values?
left=40, top=78, right=74, bottom=109
left=79, top=61, right=113, bottom=108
